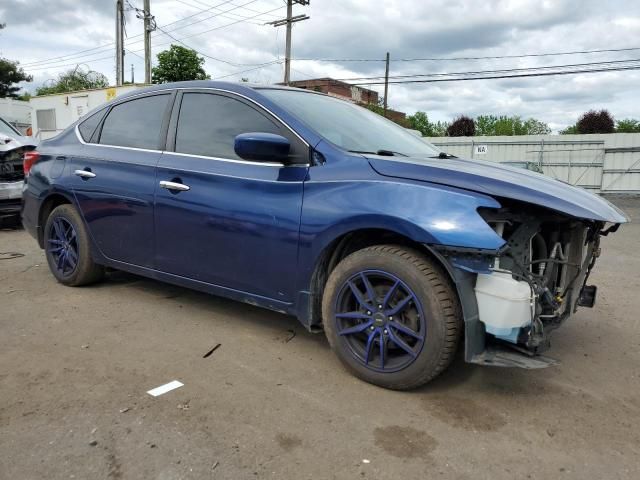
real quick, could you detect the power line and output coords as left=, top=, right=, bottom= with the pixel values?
left=148, top=0, right=264, bottom=36
left=335, top=58, right=640, bottom=81
left=395, top=46, right=640, bottom=62
left=133, top=4, right=284, bottom=51
left=213, top=60, right=283, bottom=79
left=292, top=46, right=640, bottom=63
left=24, top=55, right=116, bottom=72
left=154, top=25, right=278, bottom=66
left=177, top=0, right=280, bottom=24
left=21, top=4, right=283, bottom=73
left=19, top=0, right=278, bottom=68
left=346, top=65, right=640, bottom=86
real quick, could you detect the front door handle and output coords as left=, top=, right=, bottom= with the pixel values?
left=74, top=169, right=96, bottom=179
left=159, top=180, right=190, bottom=192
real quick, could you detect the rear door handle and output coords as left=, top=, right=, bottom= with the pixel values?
left=159, top=180, right=190, bottom=192
left=74, top=169, right=96, bottom=178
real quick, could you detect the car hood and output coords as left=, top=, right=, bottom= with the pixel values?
left=368, top=155, right=629, bottom=223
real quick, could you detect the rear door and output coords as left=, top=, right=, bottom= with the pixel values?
left=154, top=90, right=309, bottom=302
left=70, top=92, right=174, bottom=267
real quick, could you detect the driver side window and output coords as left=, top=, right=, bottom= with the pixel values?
left=174, top=93, right=282, bottom=160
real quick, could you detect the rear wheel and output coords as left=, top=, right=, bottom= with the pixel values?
left=44, top=204, right=104, bottom=286
left=322, top=245, right=462, bottom=390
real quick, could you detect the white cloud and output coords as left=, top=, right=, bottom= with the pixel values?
left=1, top=0, right=639, bottom=130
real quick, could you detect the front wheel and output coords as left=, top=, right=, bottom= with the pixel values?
left=44, top=204, right=104, bottom=286
left=322, top=245, right=462, bottom=390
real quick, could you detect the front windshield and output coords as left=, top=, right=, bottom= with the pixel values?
left=0, top=118, right=21, bottom=137
left=260, top=89, right=440, bottom=157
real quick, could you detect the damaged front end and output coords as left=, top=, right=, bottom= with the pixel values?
left=431, top=200, right=622, bottom=369
left=0, top=132, right=37, bottom=223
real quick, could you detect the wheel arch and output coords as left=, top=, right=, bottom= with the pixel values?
left=37, top=192, right=75, bottom=248
left=302, top=225, right=459, bottom=330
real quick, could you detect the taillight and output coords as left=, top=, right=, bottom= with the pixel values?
left=23, top=150, right=40, bottom=176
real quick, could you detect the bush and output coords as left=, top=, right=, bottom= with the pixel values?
left=576, top=110, right=615, bottom=134
left=446, top=115, right=475, bottom=137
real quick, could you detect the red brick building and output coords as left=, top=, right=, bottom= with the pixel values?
left=287, top=78, right=407, bottom=125
left=288, top=78, right=379, bottom=104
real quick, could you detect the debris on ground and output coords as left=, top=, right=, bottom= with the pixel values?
left=0, top=252, right=24, bottom=260
left=203, top=343, right=221, bottom=358
left=147, top=380, right=184, bottom=397
left=285, top=329, right=296, bottom=343
left=119, top=407, right=130, bottom=413
left=88, top=440, right=98, bottom=447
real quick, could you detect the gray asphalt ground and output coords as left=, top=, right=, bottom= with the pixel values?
left=0, top=197, right=638, bottom=480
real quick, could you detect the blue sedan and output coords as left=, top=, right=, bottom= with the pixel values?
left=21, top=81, right=627, bottom=389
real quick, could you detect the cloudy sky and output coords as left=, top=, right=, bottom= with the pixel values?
left=1, top=0, right=640, bottom=131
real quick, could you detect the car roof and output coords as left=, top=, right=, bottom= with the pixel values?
left=115, top=80, right=318, bottom=101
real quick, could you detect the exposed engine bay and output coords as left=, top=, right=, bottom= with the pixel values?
left=476, top=201, right=616, bottom=356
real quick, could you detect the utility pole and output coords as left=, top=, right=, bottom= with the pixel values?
left=284, top=0, right=293, bottom=85
left=268, top=1, right=310, bottom=85
left=115, top=0, right=124, bottom=86
left=383, top=52, right=390, bottom=118
left=143, top=0, right=152, bottom=84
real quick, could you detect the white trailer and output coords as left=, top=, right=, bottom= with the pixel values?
left=29, top=84, right=148, bottom=140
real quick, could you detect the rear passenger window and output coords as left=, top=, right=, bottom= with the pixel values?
left=175, top=93, right=281, bottom=160
left=99, top=94, right=170, bottom=150
left=78, top=109, right=107, bottom=142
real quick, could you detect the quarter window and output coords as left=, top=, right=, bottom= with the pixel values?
left=78, top=109, right=107, bottom=142
left=99, top=94, right=170, bottom=149
left=175, top=93, right=281, bottom=160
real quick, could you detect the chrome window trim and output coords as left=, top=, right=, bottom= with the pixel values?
left=75, top=127, right=162, bottom=154
left=164, top=150, right=287, bottom=167
left=75, top=86, right=311, bottom=167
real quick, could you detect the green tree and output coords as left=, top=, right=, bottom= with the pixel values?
left=476, top=115, right=550, bottom=136
left=431, top=121, right=449, bottom=137
left=152, top=45, right=210, bottom=84
left=36, top=67, right=108, bottom=95
left=475, top=115, right=498, bottom=136
left=523, top=118, right=552, bottom=135
left=615, top=119, right=640, bottom=133
left=559, top=124, right=578, bottom=135
left=406, top=111, right=450, bottom=137
left=0, top=57, right=32, bottom=98
left=363, top=99, right=385, bottom=116
left=406, top=111, right=433, bottom=136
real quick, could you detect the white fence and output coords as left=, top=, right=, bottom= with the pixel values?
left=424, top=133, right=640, bottom=193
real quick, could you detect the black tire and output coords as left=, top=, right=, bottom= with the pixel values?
left=322, top=245, right=462, bottom=390
left=44, top=204, right=104, bottom=286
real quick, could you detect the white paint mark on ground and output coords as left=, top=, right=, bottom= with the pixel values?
left=147, top=380, right=184, bottom=397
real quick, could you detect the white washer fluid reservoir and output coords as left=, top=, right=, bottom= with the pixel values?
left=475, top=271, right=533, bottom=339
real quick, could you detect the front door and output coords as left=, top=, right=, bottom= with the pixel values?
left=71, top=92, right=174, bottom=268
left=154, top=90, right=308, bottom=302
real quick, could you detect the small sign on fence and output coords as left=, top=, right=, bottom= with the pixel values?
left=474, top=145, right=488, bottom=155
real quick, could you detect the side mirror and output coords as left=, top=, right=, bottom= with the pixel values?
left=234, top=132, right=290, bottom=163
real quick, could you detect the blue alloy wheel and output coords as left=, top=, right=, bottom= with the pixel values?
left=334, top=270, right=426, bottom=373
left=46, top=217, right=79, bottom=276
